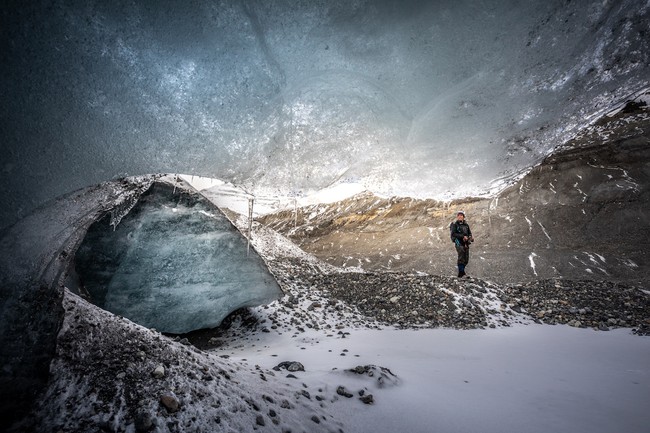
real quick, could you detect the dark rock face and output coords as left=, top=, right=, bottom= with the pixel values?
left=259, top=107, right=650, bottom=286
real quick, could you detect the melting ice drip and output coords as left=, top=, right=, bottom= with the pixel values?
left=74, top=183, right=282, bottom=334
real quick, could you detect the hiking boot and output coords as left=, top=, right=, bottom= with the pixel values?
left=459, top=271, right=466, bottom=278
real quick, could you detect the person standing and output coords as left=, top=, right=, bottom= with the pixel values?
left=450, top=211, right=473, bottom=277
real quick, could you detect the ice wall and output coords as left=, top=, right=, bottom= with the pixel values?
left=2, top=0, right=649, bottom=229
left=74, top=183, right=282, bottom=334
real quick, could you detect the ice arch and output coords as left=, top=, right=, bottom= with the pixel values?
left=74, top=182, right=282, bottom=334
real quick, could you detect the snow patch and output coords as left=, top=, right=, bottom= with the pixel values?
left=528, top=252, right=538, bottom=276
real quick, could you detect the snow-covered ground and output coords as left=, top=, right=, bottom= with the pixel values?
left=223, top=324, right=649, bottom=433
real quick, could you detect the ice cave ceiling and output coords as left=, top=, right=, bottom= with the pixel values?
left=1, top=0, right=649, bottom=229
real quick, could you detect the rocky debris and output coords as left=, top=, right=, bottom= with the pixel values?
left=347, top=365, right=400, bottom=388
left=26, top=291, right=343, bottom=433
left=502, top=280, right=650, bottom=334
left=257, top=256, right=648, bottom=335
left=271, top=261, right=518, bottom=330
left=273, top=361, right=305, bottom=372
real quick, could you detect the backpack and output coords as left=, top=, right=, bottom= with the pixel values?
left=450, top=221, right=461, bottom=244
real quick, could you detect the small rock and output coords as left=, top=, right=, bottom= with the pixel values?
left=134, top=409, right=154, bottom=432
left=311, top=415, right=321, bottom=423
left=160, top=392, right=180, bottom=413
left=152, top=365, right=165, bottom=379
left=359, top=394, right=374, bottom=404
left=336, top=386, right=353, bottom=398
left=255, top=415, right=265, bottom=426
left=273, top=361, right=305, bottom=372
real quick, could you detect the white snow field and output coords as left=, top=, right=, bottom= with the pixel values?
left=223, top=324, right=649, bottom=433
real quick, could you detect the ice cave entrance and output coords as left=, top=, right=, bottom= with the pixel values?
left=74, top=182, right=282, bottom=334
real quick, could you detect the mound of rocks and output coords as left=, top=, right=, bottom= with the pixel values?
left=264, top=257, right=520, bottom=330
left=502, top=279, right=650, bottom=335
left=264, top=257, right=649, bottom=335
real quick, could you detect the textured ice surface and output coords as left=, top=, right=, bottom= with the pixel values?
left=2, top=0, right=649, bottom=228
left=75, top=183, right=282, bottom=333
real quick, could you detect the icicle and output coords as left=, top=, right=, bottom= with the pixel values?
left=247, top=197, right=254, bottom=257
left=109, top=193, right=140, bottom=231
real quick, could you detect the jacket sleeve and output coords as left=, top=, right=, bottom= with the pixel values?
left=467, top=224, right=472, bottom=237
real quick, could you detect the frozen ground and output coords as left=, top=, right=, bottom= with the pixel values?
left=223, top=324, right=650, bottom=433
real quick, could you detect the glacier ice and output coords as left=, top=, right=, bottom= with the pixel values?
left=1, top=0, right=649, bottom=229
left=74, top=183, right=282, bottom=334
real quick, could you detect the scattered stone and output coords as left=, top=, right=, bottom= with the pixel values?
left=347, top=365, right=400, bottom=388
left=255, top=415, right=265, bottom=426
left=359, top=394, right=374, bottom=404
left=273, top=361, right=305, bottom=372
left=152, top=365, right=165, bottom=379
left=336, top=386, right=353, bottom=398
left=160, top=392, right=180, bottom=413
left=134, top=409, right=154, bottom=432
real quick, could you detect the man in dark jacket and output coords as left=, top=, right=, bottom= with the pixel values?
left=450, top=211, right=473, bottom=277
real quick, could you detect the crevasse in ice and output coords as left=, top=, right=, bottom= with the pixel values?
left=74, top=183, right=282, bottom=334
